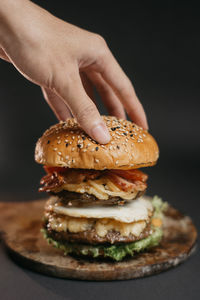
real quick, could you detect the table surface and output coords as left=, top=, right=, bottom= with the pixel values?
left=0, top=162, right=199, bottom=300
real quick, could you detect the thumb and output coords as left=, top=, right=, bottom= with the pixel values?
left=54, top=70, right=111, bottom=144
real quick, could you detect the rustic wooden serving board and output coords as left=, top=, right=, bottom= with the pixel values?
left=0, top=199, right=197, bottom=281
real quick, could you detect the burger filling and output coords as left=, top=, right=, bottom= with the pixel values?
left=39, top=167, right=148, bottom=205
left=42, top=196, right=167, bottom=261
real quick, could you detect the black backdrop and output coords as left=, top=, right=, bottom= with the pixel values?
left=0, top=1, right=199, bottom=299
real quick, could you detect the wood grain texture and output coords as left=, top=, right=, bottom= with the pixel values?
left=0, top=198, right=197, bottom=281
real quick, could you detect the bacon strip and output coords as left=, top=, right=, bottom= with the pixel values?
left=106, top=173, right=147, bottom=192
left=39, top=167, right=101, bottom=192
left=39, top=172, right=65, bottom=192
left=110, top=169, right=148, bottom=182
left=106, top=173, right=136, bottom=192
left=39, top=166, right=147, bottom=193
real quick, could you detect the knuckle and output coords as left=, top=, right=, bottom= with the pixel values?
left=93, top=33, right=107, bottom=46
left=92, top=33, right=109, bottom=58
left=76, top=103, right=97, bottom=122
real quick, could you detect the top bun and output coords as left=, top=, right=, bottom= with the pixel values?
left=35, top=116, right=159, bottom=170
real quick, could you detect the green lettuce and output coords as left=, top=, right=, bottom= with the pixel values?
left=42, top=196, right=167, bottom=261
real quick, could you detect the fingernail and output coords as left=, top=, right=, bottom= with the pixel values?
left=91, top=123, right=111, bottom=144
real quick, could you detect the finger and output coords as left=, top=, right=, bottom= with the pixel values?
left=54, top=69, right=110, bottom=144
left=0, top=48, right=10, bottom=62
left=80, top=72, right=95, bottom=102
left=87, top=71, right=126, bottom=119
left=90, top=50, right=148, bottom=129
left=42, top=87, right=72, bottom=120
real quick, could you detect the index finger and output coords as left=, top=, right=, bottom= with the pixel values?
left=92, top=50, right=148, bottom=130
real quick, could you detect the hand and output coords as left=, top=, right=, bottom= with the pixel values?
left=0, top=0, right=148, bottom=144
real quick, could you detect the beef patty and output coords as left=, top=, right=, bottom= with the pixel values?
left=50, top=190, right=145, bottom=207
left=44, top=221, right=151, bottom=245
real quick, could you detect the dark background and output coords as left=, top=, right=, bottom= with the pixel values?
left=0, top=1, right=199, bottom=299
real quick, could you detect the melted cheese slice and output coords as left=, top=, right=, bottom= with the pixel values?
left=48, top=214, right=147, bottom=237
left=51, top=196, right=153, bottom=223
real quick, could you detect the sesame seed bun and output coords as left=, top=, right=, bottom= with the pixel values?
left=35, top=116, right=159, bottom=170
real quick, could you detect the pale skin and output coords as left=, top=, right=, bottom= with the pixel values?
left=0, top=0, right=148, bottom=144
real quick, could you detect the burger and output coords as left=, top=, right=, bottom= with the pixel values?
left=35, top=116, right=166, bottom=261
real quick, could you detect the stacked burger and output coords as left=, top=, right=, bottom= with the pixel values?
left=35, top=116, right=166, bottom=261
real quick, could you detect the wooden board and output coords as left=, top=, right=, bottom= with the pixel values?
left=0, top=198, right=197, bottom=281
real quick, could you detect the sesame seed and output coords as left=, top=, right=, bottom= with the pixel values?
left=82, top=136, right=86, bottom=140
left=58, top=151, right=62, bottom=155
left=65, top=143, right=69, bottom=147
left=116, top=160, right=119, bottom=164
left=47, top=140, right=50, bottom=144
left=65, top=155, right=69, bottom=159
left=71, top=147, right=75, bottom=151
left=72, top=136, right=75, bottom=140
left=95, top=159, right=99, bottom=163
left=64, top=139, right=69, bottom=143
left=54, top=148, right=58, bottom=151
left=77, top=144, right=81, bottom=148
left=57, top=140, right=61, bottom=144
left=82, top=149, right=87, bottom=152
left=95, top=147, right=99, bottom=151
left=123, top=132, right=127, bottom=136
left=117, top=145, right=120, bottom=149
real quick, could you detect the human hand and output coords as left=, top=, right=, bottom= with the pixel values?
left=0, top=0, right=148, bottom=144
